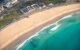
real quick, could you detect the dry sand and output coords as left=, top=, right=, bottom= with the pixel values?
left=0, top=4, right=80, bottom=50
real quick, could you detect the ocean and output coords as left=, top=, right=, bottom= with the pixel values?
left=16, top=12, right=80, bottom=50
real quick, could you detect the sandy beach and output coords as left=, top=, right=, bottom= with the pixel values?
left=0, top=4, right=80, bottom=50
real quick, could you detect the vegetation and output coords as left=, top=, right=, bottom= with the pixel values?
left=52, top=0, right=66, bottom=4
left=32, top=0, right=66, bottom=5
left=0, top=10, right=21, bottom=30
left=0, top=0, right=79, bottom=30
left=45, top=0, right=66, bottom=4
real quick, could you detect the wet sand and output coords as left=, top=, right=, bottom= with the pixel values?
left=0, top=4, right=80, bottom=50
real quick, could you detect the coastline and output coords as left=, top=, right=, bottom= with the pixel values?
left=0, top=4, right=80, bottom=50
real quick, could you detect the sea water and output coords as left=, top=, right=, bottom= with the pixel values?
left=16, top=12, right=80, bottom=50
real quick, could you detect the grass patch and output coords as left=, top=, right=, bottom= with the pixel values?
left=0, top=10, right=21, bottom=30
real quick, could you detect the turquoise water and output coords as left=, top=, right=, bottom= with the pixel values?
left=16, top=12, right=80, bottom=50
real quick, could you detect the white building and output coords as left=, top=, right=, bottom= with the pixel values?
left=0, top=5, right=4, bottom=13
left=4, top=0, right=18, bottom=8
left=10, top=0, right=18, bottom=4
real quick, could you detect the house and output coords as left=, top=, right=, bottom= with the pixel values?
left=3, top=0, right=18, bottom=8
left=10, top=0, right=18, bottom=4
left=20, top=7, right=29, bottom=14
left=0, top=5, right=4, bottom=13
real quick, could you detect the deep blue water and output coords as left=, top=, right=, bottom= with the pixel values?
left=16, top=12, right=80, bottom=50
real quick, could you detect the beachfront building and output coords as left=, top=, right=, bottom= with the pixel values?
left=10, top=0, right=18, bottom=4
left=0, top=0, right=4, bottom=13
left=3, top=0, right=18, bottom=8
left=0, top=5, right=4, bottom=14
left=4, top=0, right=18, bottom=4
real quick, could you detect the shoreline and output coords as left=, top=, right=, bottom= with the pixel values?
left=0, top=4, right=80, bottom=50
left=16, top=13, right=75, bottom=50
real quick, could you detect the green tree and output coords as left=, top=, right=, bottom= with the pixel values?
left=40, top=0, right=66, bottom=4
left=52, top=0, right=65, bottom=4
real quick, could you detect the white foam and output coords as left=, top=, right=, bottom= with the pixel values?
left=50, top=24, right=61, bottom=31
left=16, top=22, right=57, bottom=50
left=16, top=33, right=39, bottom=50
left=56, top=14, right=72, bottom=23
left=61, top=14, right=72, bottom=20
left=16, top=14, right=73, bottom=50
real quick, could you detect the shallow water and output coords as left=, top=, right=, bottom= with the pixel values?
left=16, top=12, right=80, bottom=50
